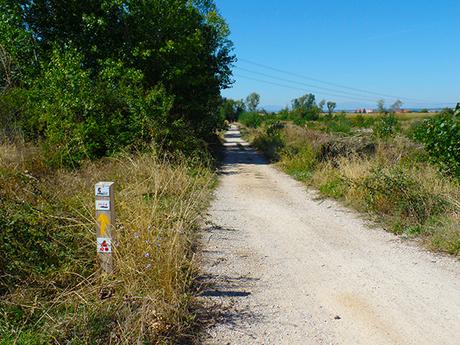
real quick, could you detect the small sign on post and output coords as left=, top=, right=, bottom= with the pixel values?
left=95, top=182, right=115, bottom=274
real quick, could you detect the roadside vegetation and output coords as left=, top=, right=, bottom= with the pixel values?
left=0, top=0, right=232, bottom=343
left=236, top=93, right=460, bottom=256
left=0, top=145, right=215, bottom=343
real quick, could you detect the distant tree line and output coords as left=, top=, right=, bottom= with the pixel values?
left=221, top=91, right=339, bottom=123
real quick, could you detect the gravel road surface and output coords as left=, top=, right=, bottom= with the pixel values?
left=199, top=125, right=460, bottom=345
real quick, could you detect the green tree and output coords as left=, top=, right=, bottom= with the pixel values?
left=377, top=99, right=386, bottom=113
left=390, top=99, right=403, bottom=113
left=0, top=1, right=36, bottom=88
left=246, top=92, right=260, bottom=112
left=292, top=93, right=316, bottom=111
left=326, top=101, right=336, bottom=115
left=318, top=99, right=326, bottom=112
left=291, top=93, right=319, bottom=120
left=221, top=97, right=245, bottom=122
left=0, top=0, right=235, bottom=163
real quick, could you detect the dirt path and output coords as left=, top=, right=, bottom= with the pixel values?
left=199, top=125, right=460, bottom=345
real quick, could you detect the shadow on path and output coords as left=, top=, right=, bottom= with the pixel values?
left=197, top=221, right=264, bottom=341
left=220, top=128, right=268, bottom=167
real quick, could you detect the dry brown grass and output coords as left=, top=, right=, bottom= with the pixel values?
left=282, top=123, right=332, bottom=151
left=334, top=156, right=373, bottom=208
left=345, top=112, right=436, bottom=121
left=244, top=122, right=460, bottom=256
left=309, top=142, right=460, bottom=255
left=0, top=144, right=215, bottom=344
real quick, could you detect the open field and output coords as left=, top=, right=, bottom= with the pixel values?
left=343, top=112, right=437, bottom=121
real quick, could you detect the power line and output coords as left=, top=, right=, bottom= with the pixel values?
left=237, top=58, right=446, bottom=103
left=234, top=74, right=382, bottom=103
left=236, top=66, right=381, bottom=102
left=234, top=73, right=454, bottom=107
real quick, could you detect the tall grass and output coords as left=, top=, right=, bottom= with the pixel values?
left=244, top=123, right=460, bottom=255
left=0, top=143, right=214, bottom=344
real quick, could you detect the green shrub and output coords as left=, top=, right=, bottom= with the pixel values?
left=290, top=114, right=308, bottom=126
left=239, top=112, right=263, bottom=128
left=0, top=88, right=28, bottom=141
left=351, top=114, right=375, bottom=128
left=0, top=170, right=94, bottom=294
left=357, top=167, right=448, bottom=230
left=266, top=120, right=284, bottom=136
left=412, top=110, right=460, bottom=178
left=281, top=145, right=317, bottom=181
left=319, top=176, right=346, bottom=198
left=323, top=113, right=353, bottom=134
left=373, top=113, right=400, bottom=138
left=253, top=134, right=283, bottom=161
left=251, top=121, right=285, bottom=161
left=291, top=107, right=319, bottom=121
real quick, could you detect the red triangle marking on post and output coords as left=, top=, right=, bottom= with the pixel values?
left=100, top=240, right=109, bottom=252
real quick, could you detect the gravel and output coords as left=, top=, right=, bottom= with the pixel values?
left=199, top=125, right=460, bottom=345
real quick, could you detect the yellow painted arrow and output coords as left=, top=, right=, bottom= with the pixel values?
left=97, top=213, right=110, bottom=236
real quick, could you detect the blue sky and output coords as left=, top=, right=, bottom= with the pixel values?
left=216, top=0, right=460, bottom=110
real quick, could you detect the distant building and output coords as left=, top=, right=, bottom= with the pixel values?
left=355, top=108, right=374, bottom=114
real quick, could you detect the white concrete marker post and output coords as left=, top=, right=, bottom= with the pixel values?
left=95, top=182, right=115, bottom=274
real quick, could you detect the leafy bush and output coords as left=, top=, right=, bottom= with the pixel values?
left=239, top=112, right=262, bottom=128
left=373, top=113, right=400, bottom=138
left=251, top=121, right=285, bottom=161
left=289, top=111, right=308, bottom=126
left=351, top=114, right=376, bottom=128
left=291, top=107, right=319, bottom=121
left=304, top=110, right=320, bottom=121
left=412, top=110, right=460, bottom=178
left=323, top=113, right=353, bottom=134
left=280, top=144, right=317, bottom=181
left=266, top=120, right=285, bottom=136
